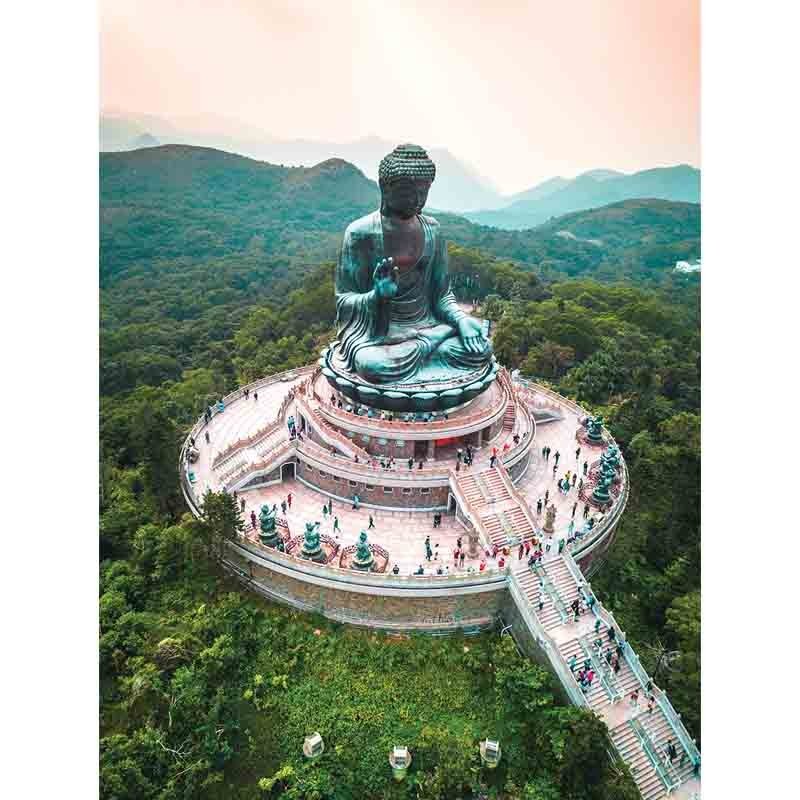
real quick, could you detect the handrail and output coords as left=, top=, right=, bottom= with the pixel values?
left=578, top=632, right=623, bottom=702
left=531, top=564, right=569, bottom=624
left=496, top=463, right=540, bottom=540
left=448, top=473, right=488, bottom=541
left=655, top=691, right=701, bottom=769
left=229, top=536, right=509, bottom=587
left=507, top=577, right=588, bottom=707
left=630, top=717, right=680, bottom=792
left=317, top=373, right=510, bottom=436
left=297, top=437, right=452, bottom=482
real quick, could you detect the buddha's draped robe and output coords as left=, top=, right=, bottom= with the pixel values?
left=333, top=211, right=492, bottom=385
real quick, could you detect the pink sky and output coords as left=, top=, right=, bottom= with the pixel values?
left=100, top=0, right=699, bottom=194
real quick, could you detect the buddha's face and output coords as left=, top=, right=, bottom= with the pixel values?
left=382, top=177, right=431, bottom=219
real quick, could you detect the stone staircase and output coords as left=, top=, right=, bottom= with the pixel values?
left=507, top=551, right=700, bottom=799
left=502, top=401, right=516, bottom=431
left=610, top=710, right=697, bottom=800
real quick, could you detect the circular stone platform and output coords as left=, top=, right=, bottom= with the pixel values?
left=179, top=364, right=627, bottom=631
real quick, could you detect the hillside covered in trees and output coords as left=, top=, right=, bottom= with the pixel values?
left=100, top=145, right=700, bottom=799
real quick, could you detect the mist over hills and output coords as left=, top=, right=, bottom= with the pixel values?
left=100, top=113, right=502, bottom=213
left=465, top=165, right=700, bottom=229
left=101, top=144, right=699, bottom=294
left=101, top=113, right=700, bottom=225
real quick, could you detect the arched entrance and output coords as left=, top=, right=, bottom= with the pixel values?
left=281, top=462, right=296, bottom=481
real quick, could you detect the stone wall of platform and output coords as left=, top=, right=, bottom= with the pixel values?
left=296, top=460, right=449, bottom=509
left=225, top=547, right=506, bottom=633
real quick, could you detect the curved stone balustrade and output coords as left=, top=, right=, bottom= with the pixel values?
left=314, top=371, right=511, bottom=439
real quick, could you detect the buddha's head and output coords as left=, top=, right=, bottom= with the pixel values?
left=379, top=143, right=435, bottom=219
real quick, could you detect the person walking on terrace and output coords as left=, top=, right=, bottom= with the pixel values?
left=250, top=510, right=257, bottom=530
left=575, top=446, right=581, bottom=461
left=425, top=535, right=432, bottom=561
left=333, top=516, right=340, bottom=534
left=544, top=489, right=550, bottom=506
left=287, top=492, right=293, bottom=509
left=554, top=450, right=560, bottom=467
left=582, top=460, right=588, bottom=476
left=459, top=550, right=465, bottom=568
left=281, top=500, right=287, bottom=515
left=368, top=514, right=375, bottom=530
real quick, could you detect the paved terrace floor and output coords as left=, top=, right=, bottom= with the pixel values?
left=187, top=370, right=619, bottom=571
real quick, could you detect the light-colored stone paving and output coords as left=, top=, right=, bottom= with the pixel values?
left=237, top=478, right=517, bottom=577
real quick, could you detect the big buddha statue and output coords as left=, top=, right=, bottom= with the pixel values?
left=320, top=143, right=497, bottom=412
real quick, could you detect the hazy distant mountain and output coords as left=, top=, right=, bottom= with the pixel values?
left=101, top=144, right=698, bottom=292
left=465, top=165, right=700, bottom=229
left=100, top=113, right=504, bottom=213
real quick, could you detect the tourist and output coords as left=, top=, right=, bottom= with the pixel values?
left=527, top=554, right=536, bottom=569
left=554, top=450, right=560, bottom=467
left=583, top=503, right=590, bottom=519
left=205, top=431, right=210, bottom=444
left=545, top=446, right=551, bottom=461
left=569, top=654, right=578, bottom=673
left=558, top=538, right=565, bottom=554
left=250, top=510, right=257, bottom=529
left=571, top=597, right=581, bottom=618
left=536, top=498, right=543, bottom=515
left=582, top=460, right=588, bottom=475
left=518, top=544, right=524, bottom=560
left=459, top=551, right=465, bottom=567
left=542, top=445, right=547, bottom=458
left=552, top=463, right=557, bottom=477
left=571, top=473, right=577, bottom=488
left=240, top=497, right=246, bottom=512
left=538, top=591, right=546, bottom=612
left=392, top=564, right=399, bottom=575
left=616, top=641, right=625, bottom=659
left=544, top=489, right=549, bottom=506
left=605, top=650, right=613, bottom=665
left=513, top=434, right=520, bottom=445
left=586, top=669, right=594, bottom=688
left=322, top=504, right=328, bottom=518
left=524, top=541, right=531, bottom=556
left=425, top=536, right=432, bottom=560
left=457, top=536, right=462, bottom=549
left=408, top=457, right=414, bottom=470
left=490, top=454, right=497, bottom=468
left=189, top=436, right=196, bottom=447
left=281, top=500, right=287, bottom=515
left=254, top=391, right=258, bottom=401
left=455, top=459, right=460, bottom=472
left=607, top=627, right=617, bottom=643
left=368, top=515, right=375, bottom=530
left=578, top=478, right=583, bottom=493
left=287, top=492, right=293, bottom=508
left=666, top=740, right=678, bottom=764
left=330, top=393, right=335, bottom=405
left=456, top=448, right=463, bottom=463
left=354, top=455, right=359, bottom=463
left=436, top=565, right=443, bottom=575
left=418, top=460, right=423, bottom=470
left=453, top=547, right=459, bottom=565
left=333, top=516, right=340, bottom=533
left=575, top=446, right=581, bottom=460
left=352, top=494, right=360, bottom=510
left=613, top=658, right=621, bottom=675
left=498, top=555, right=505, bottom=568
left=647, top=695, right=655, bottom=715
left=492, top=446, right=498, bottom=458
left=503, top=442, right=510, bottom=455
left=414, top=565, right=425, bottom=575
left=479, top=560, right=486, bottom=572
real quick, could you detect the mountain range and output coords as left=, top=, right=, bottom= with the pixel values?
left=100, top=112, right=699, bottom=222
left=463, top=165, right=700, bottom=229
left=100, top=144, right=699, bottom=290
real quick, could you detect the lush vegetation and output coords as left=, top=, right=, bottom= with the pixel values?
left=100, top=144, right=700, bottom=798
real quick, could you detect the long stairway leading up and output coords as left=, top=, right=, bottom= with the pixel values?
left=507, top=552, right=701, bottom=800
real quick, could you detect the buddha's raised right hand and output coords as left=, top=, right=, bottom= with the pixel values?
left=372, top=257, right=398, bottom=301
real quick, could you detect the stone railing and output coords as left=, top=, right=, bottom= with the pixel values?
left=229, top=537, right=509, bottom=588
left=223, top=439, right=297, bottom=492
left=297, top=438, right=453, bottom=484
left=317, top=377, right=510, bottom=438
left=507, top=576, right=589, bottom=707
left=294, top=394, right=373, bottom=461
left=495, top=464, right=541, bottom=542
left=448, top=473, right=487, bottom=541
left=560, top=550, right=700, bottom=772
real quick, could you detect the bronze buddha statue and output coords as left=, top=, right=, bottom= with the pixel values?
left=320, top=143, right=497, bottom=411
